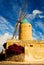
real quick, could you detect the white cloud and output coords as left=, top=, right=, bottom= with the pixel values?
left=42, top=36, right=44, bottom=40
left=32, top=28, right=39, bottom=40
left=0, top=33, right=12, bottom=52
left=34, top=21, right=44, bottom=40
left=32, top=31, right=40, bottom=40
left=39, top=15, right=44, bottom=18
left=32, top=27, right=44, bottom=40
left=26, top=14, right=34, bottom=20
left=0, top=16, right=19, bottom=51
left=26, top=10, right=43, bottom=20
left=32, top=36, right=37, bottom=40
left=33, top=10, right=42, bottom=15
left=26, top=10, right=44, bottom=40
left=0, top=33, right=12, bottom=46
left=35, top=21, right=44, bottom=31
left=0, top=32, right=19, bottom=52
left=38, top=32, right=44, bottom=40
left=0, top=16, right=14, bottom=34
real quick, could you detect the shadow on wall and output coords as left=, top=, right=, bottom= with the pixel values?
left=0, top=43, right=24, bottom=61
left=0, top=54, right=5, bottom=61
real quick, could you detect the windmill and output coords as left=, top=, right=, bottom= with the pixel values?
left=12, top=2, right=27, bottom=39
left=12, top=1, right=32, bottom=40
left=2, top=1, right=27, bottom=39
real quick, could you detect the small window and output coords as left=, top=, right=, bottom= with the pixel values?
left=30, top=45, right=33, bottom=47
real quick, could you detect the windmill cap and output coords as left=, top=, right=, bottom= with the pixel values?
left=21, top=19, right=29, bottom=23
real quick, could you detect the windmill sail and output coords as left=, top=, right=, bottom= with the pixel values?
left=12, top=1, right=27, bottom=39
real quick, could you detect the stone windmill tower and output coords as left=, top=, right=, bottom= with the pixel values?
left=19, top=19, right=32, bottom=40
left=12, top=2, right=32, bottom=40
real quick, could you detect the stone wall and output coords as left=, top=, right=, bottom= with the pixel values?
left=6, top=39, right=44, bottom=62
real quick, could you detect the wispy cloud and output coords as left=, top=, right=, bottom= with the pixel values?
left=26, top=10, right=42, bottom=20
left=32, top=27, right=44, bottom=40
left=39, top=15, right=44, bottom=18
left=0, top=33, right=19, bottom=52
left=32, top=28, right=41, bottom=40
left=33, top=10, right=42, bottom=15
left=0, top=33, right=12, bottom=52
left=35, top=21, right=44, bottom=32
left=32, top=20, right=44, bottom=40
left=26, top=9, right=44, bottom=40
left=0, top=16, right=14, bottom=35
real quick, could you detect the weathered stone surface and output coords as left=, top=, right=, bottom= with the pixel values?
left=6, top=53, right=24, bottom=62
left=6, top=39, right=44, bottom=63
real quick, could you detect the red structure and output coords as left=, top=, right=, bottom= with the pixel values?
left=6, top=43, right=24, bottom=55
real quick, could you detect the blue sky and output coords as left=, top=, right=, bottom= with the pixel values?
left=0, top=0, right=44, bottom=40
